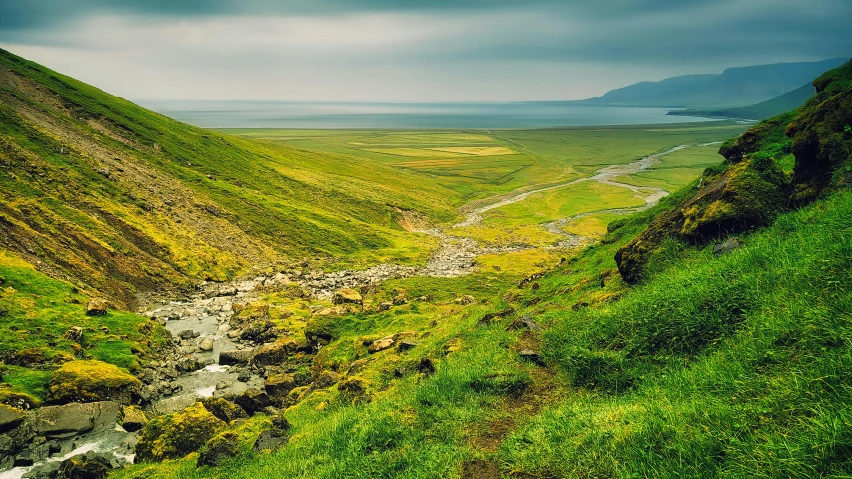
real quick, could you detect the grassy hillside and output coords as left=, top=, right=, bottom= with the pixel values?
left=111, top=62, right=852, bottom=478
left=0, top=48, right=458, bottom=306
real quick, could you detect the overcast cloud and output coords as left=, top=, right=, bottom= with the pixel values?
left=0, top=0, right=850, bottom=101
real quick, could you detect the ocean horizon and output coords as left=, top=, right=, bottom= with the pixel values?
left=139, top=100, right=718, bottom=129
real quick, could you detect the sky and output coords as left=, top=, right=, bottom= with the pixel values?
left=0, top=0, right=850, bottom=102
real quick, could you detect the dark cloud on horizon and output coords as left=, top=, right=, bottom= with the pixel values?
left=0, top=0, right=849, bottom=101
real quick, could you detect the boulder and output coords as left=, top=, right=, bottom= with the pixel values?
left=264, top=374, right=297, bottom=402
left=85, top=298, right=108, bottom=316
left=478, top=308, right=515, bottom=326
left=455, top=295, right=476, bottom=305
left=304, top=316, right=335, bottom=347
left=121, top=405, right=148, bottom=432
left=197, top=431, right=238, bottom=468
left=233, top=388, right=271, bottom=415
left=33, top=401, right=120, bottom=438
left=0, top=404, right=25, bottom=434
left=252, top=339, right=299, bottom=367
left=22, top=460, right=61, bottom=478
left=615, top=158, right=788, bottom=284
left=253, top=414, right=290, bottom=453
left=519, top=349, right=544, bottom=366
left=135, top=402, right=226, bottom=463
left=58, top=452, right=112, bottom=479
left=176, top=357, right=203, bottom=373
left=417, top=357, right=436, bottom=375
left=332, top=288, right=362, bottom=305
left=46, top=360, right=141, bottom=405
left=63, top=326, right=84, bottom=342
left=368, top=336, right=395, bottom=353
left=7, top=348, right=47, bottom=367
left=178, top=330, right=196, bottom=340
left=397, top=340, right=418, bottom=352
left=219, top=349, right=253, bottom=366
left=198, top=337, right=214, bottom=352
left=254, top=429, right=289, bottom=453
left=239, top=319, right=277, bottom=342
left=200, top=397, right=247, bottom=424
left=391, top=288, right=407, bottom=305
left=786, top=67, right=852, bottom=204
left=506, top=316, right=542, bottom=332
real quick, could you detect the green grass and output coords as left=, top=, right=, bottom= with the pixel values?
left=224, top=124, right=748, bottom=203
left=482, top=181, right=646, bottom=228
left=500, top=190, right=852, bottom=478
left=0, top=250, right=168, bottom=401
left=117, top=168, right=852, bottom=477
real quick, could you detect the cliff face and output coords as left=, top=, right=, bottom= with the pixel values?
left=616, top=59, right=852, bottom=284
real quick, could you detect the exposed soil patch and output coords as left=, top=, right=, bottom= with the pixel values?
left=461, top=459, right=501, bottom=479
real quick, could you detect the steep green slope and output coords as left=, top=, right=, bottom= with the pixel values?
left=0, top=48, right=456, bottom=306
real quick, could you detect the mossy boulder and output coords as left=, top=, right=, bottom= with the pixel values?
left=58, top=452, right=112, bottom=478
left=197, top=431, right=239, bottom=468
left=332, top=288, right=362, bottom=305
left=200, top=397, right=247, bottom=424
left=85, top=298, right=109, bottom=316
left=719, top=115, right=792, bottom=164
left=252, top=339, right=299, bottom=367
left=616, top=158, right=788, bottom=284
left=46, top=360, right=141, bottom=405
left=304, top=315, right=336, bottom=347
left=787, top=69, right=852, bottom=204
left=135, top=402, right=226, bottom=463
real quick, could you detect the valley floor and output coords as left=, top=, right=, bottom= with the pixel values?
left=4, top=122, right=756, bottom=478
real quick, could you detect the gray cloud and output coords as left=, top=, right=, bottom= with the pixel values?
left=0, top=0, right=849, bottom=101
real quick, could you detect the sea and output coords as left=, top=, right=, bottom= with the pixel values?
left=139, top=100, right=717, bottom=129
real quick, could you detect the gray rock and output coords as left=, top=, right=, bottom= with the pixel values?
left=33, top=401, right=120, bottom=438
left=178, top=330, right=196, bottom=340
left=176, top=357, right=203, bottom=373
left=219, top=349, right=253, bottom=366
left=0, top=404, right=26, bottom=433
left=198, top=337, right=215, bottom=351
left=233, top=388, right=270, bottom=415
left=253, top=429, right=289, bottom=453
left=22, top=460, right=61, bottom=479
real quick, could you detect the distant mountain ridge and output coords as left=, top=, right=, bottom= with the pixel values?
left=668, top=82, right=818, bottom=120
left=580, top=57, right=848, bottom=109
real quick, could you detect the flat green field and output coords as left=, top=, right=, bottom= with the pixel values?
left=223, top=123, right=748, bottom=269
left=224, top=123, right=747, bottom=206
